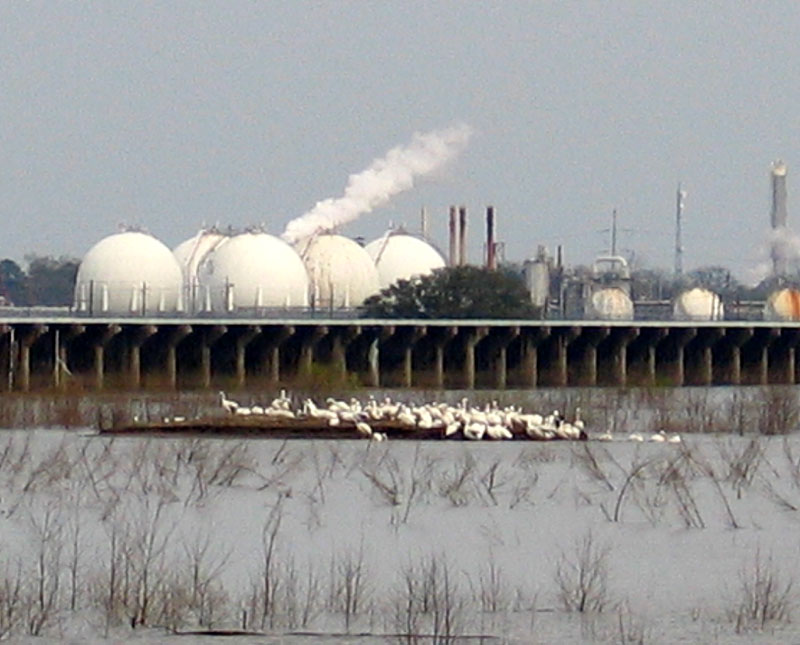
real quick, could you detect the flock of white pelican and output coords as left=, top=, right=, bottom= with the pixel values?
left=217, top=391, right=682, bottom=443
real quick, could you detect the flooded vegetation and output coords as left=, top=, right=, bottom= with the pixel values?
left=0, top=387, right=799, bottom=642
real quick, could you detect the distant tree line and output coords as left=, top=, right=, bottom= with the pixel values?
left=0, top=256, right=79, bottom=307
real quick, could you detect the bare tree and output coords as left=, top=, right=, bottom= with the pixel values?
left=728, top=548, right=794, bottom=633
left=554, top=530, right=613, bottom=613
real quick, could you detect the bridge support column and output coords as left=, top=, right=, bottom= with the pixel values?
left=330, top=326, right=360, bottom=380
left=128, top=325, right=156, bottom=389
left=298, top=326, right=328, bottom=379
left=519, top=328, right=550, bottom=388
left=200, top=325, right=227, bottom=388
left=54, top=325, right=85, bottom=389
left=486, top=327, right=519, bottom=389
left=685, top=328, right=723, bottom=386
left=91, top=324, right=121, bottom=390
left=742, top=329, right=778, bottom=385
left=769, top=329, right=800, bottom=384
left=428, top=326, right=457, bottom=388
left=233, top=326, right=260, bottom=388
left=626, top=328, right=666, bottom=386
left=714, top=328, right=752, bottom=385
left=0, top=326, right=11, bottom=391
left=597, top=327, right=639, bottom=386
left=657, top=328, right=696, bottom=386
left=164, top=325, right=191, bottom=390
left=463, top=327, right=488, bottom=389
left=569, top=327, right=608, bottom=386
left=262, top=326, right=294, bottom=385
left=18, top=325, right=48, bottom=392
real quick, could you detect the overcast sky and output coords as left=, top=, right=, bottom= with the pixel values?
left=2, top=2, right=799, bottom=280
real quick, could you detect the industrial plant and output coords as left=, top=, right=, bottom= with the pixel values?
left=68, top=158, right=800, bottom=323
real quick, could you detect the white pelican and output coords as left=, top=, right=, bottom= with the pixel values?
left=219, top=391, right=238, bottom=414
left=355, top=421, right=373, bottom=438
left=628, top=432, right=644, bottom=442
left=463, top=422, right=486, bottom=441
left=486, top=424, right=513, bottom=440
left=667, top=433, right=682, bottom=444
left=649, top=431, right=666, bottom=443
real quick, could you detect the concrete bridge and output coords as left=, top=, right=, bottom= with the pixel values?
left=0, top=315, right=799, bottom=391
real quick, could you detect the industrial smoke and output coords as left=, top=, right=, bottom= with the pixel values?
left=281, top=123, right=473, bottom=244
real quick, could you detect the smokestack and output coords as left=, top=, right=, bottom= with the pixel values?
left=448, top=205, right=459, bottom=266
left=458, top=206, right=467, bottom=265
left=486, top=206, right=497, bottom=270
left=420, top=207, right=428, bottom=240
left=675, top=185, right=686, bottom=276
left=771, top=160, right=788, bottom=229
left=771, top=161, right=789, bottom=276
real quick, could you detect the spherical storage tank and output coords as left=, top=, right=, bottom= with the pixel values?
left=173, top=229, right=228, bottom=312
left=364, top=233, right=445, bottom=289
left=298, top=234, right=380, bottom=308
left=765, top=288, right=800, bottom=321
left=587, top=288, right=633, bottom=320
left=673, top=288, right=724, bottom=321
left=173, top=228, right=227, bottom=283
left=73, top=231, right=184, bottom=314
left=197, top=232, right=309, bottom=311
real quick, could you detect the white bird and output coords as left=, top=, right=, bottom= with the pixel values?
left=234, top=406, right=252, bottom=416
left=650, top=431, right=666, bottom=443
left=596, top=431, right=613, bottom=441
left=219, top=391, right=238, bottom=414
left=356, top=421, right=373, bottom=438
left=486, top=424, right=513, bottom=440
left=444, top=421, right=461, bottom=438
left=667, top=433, right=682, bottom=444
left=573, top=407, right=585, bottom=432
left=463, top=422, right=486, bottom=441
left=628, top=432, right=644, bottom=442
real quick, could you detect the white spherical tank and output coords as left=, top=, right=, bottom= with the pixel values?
left=365, top=233, right=446, bottom=289
left=173, top=229, right=228, bottom=312
left=298, top=234, right=380, bottom=308
left=673, top=288, right=724, bottom=321
left=173, top=229, right=227, bottom=282
left=73, top=231, right=184, bottom=314
left=765, top=288, right=800, bottom=321
left=197, top=232, right=309, bottom=311
left=588, top=288, right=633, bottom=320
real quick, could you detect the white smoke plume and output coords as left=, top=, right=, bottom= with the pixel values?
left=746, top=226, right=800, bottom=285
left=282, top=123, right=473, bottom=244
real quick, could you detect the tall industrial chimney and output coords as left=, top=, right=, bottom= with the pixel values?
left=420, top=206, right=429, bottom=240
left=771, top=161, right=788, bottom=276
left=458, top=206, right=467, bottom=265
left=448, top=205, right=459, bottom=266
left=486, top=206, right=497, bottom=270
left=771, top=161, right=788, bottom=229
left=674, top=185, right=686, bottom=276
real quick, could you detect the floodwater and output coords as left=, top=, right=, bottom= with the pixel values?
left=3, top=386, right=800, bottom=643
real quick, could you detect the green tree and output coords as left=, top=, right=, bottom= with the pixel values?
left=0, top=259, right=26, bottom=305
left=362, top=265, right=540, bottom=319
left=24, top=255, right=80, bottom=306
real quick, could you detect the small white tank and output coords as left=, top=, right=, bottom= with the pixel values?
left=765, top=288, right=800, bottom=321
left=673, top=288, right=724, bottom=321
left=587, top=288, right=633, bottom=320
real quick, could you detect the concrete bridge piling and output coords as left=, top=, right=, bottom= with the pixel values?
left=3, top=316, right=800, bottom=391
